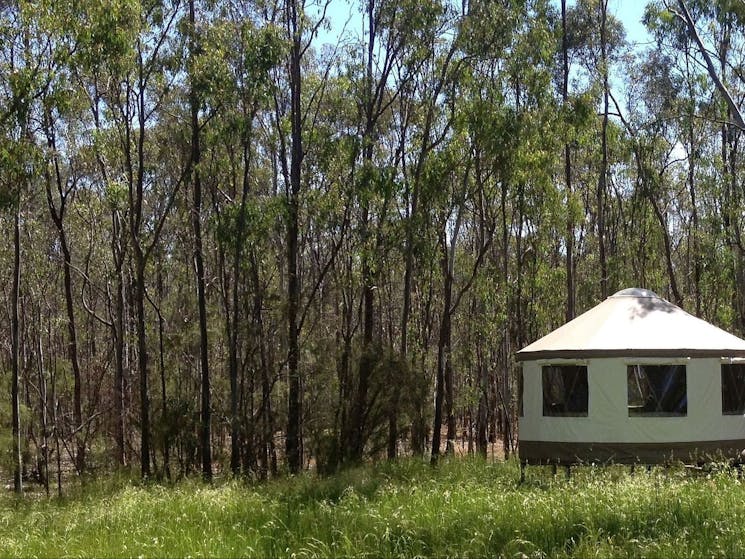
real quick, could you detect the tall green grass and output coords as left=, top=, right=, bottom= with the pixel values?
left=1, top=458, right=744, bottom=557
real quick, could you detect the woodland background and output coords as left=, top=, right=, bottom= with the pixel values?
left=0, top=0, right=743, bottom=493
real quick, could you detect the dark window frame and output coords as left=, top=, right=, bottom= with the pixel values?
left=627, top=364, right=687, bottom=417
left=542, top=365, right=588, bottom=417
left=721, top=363, right=745, bottom=415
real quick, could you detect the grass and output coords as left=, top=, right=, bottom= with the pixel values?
left=1, top=458, right=745, bottom=557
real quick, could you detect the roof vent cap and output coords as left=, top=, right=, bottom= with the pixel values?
left=611, top=288, right=659, bottom=298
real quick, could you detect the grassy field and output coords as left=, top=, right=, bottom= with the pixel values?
left=1, top=457, right=745, bottom=558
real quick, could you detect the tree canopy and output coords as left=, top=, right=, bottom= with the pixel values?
left=1, top=0, right=744, bottom=488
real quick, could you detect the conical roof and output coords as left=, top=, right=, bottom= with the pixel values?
left=516, top=288, right=745, bottom=361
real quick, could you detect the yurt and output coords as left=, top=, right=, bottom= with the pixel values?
left=516, top=288, right=745, bottom=465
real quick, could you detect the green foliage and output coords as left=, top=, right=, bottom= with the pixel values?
left=213, top=195, right=281, bottom=248
left=5, top=459, right=745, bottom=557
left=69, top=0, right=140, bottom=75
left=567, top=0, right=627, bottom=57
left=190, top=17, right=284, bottom=113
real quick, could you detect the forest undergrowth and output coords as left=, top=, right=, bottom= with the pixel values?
left=0, top=456, right=743, bottom=558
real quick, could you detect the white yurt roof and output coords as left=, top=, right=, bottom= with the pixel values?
left=516, top=288, right=745, bottom=361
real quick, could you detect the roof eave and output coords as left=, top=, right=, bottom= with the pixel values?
left=515, top=348, right=745, bottom=362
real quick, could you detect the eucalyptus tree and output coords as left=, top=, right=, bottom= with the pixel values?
left=564, top=0, right=626, bottom=300
left=646, top=0, right=745, bottom=324
left=277, top=0, right=303, bottom=475
left=385, top=0, right=464, bottom=461
left=0, top=0, right=93, bottom=492
left=273, top=0, right=345, bottom=473
left=0, top=0, right=31, bottom=495
left=191, top=0, right=283, bottom=476
left=184, top=0, right=214, bottom=481
left=35, top=2, right=107, bottom=474
left=613, top=61, right=685, bottom=305
left=631, top=5, right=716, bottom=312
left=93, top=0, right=186, bottom=478
left=335, top=0, right=455, bottom=464
left=669, top=1, right=745, bottom=329
left=436, top=0, right=567, bottom=461
left=561, top=0, right=575, bottom=321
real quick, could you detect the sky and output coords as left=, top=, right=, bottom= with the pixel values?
left=316, top=0, right=656, bottom=51
left=610, top=0, right=653, bottom=50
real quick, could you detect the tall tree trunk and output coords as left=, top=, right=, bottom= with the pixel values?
left=562, top=0, right=575, bottom=320
left=349, top=0, right=378, bottom=464
left=43, top=115, right=85, bottom=475
left=129, top=65, right=152, bottom=479
left=712, top=8, right=745, bottom=331
left=11, top=202, right=23, bottom=495
left=227, top=247, right=242, bottom=477
left=351, top=246, right=374, bottom=461
left=112, top=210, right=127, bottom=466
left=60, top=234, right=85, bottom=474
left=228, top=115, right=257, bottom=475
left=133, top=253, right=150, bottom=478
left=153, top=259, right=170, bottom=479
left=92, top=87, right=127, bottom=468
left=688, top=118, right=701, bottom=316
left=598, top=0, right=609, bottom=299
left=285, top=0, right=303, bottom=474
left=400, top=172, right=420, bottom=456
left=227, top=276, right=241, bottom=476
left=250, top=252, right=272, bottom=479
left=36, top=308, right=50, bottom=496
left=188, top=0, right=212, bottom=482
left=431, top=229, right=452, bottom=465
left=475, top=341, right=488, bottom=458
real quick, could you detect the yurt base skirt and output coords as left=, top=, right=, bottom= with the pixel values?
left=519, top=439, right=745, bottom=465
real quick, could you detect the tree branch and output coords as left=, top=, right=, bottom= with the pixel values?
left=674, top=0, right=745, bottom=130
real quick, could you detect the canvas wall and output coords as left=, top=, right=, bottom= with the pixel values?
left=520, top=357, right=745, bottom=445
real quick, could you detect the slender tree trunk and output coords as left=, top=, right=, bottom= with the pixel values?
left=188, top=0, right=212, bottom=482
left=476, top=343, right=488, bottom=458
left=443, top=195, right=468, bottom=456
left=336, top=259, right=354, bottom=467
left=112, top=210, right=127, bottom=466
left=129, top=63, right=152, bottom=479
left=36, top=307, right=49, bottom=496
left=285, top=0, right=303, bottom=474
left=397, top=189, right=417, bottom=458
left=351, top=246, right=374, bottom=461
left=598, top=0, right=609, bottom=299
left=60, top=235, right=85, bottom=474
left=711, top=10, right=745, bottom=330
left=251, top=253, right=272, bottom=479
left=688, top=120, right=701, bottom=316
left=228, top=256, right=241, bottom=477
left=50, top=335, right=62, bottom=497
left=12, top=203, right=23, bottom=494
left=431, top=230, right=452, bottom=465
left=133, top=253, right=151, bottom=478
left=349, top=0, right=378, bottom=464
left=228, top=288, right=241, bottom=476
left=228, top=119, right=257, bottom=475
left=43, top=115, right=85, bottom=475
left=562, top=0, right=575, bottom=320
left=154, top=259, right=170, bottom=479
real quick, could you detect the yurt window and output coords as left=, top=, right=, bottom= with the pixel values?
left=627, top=365, right=687, bottom=417
left=721, top=364, right=745, bottom=414
left=542, top=365, right=588, bottom=417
